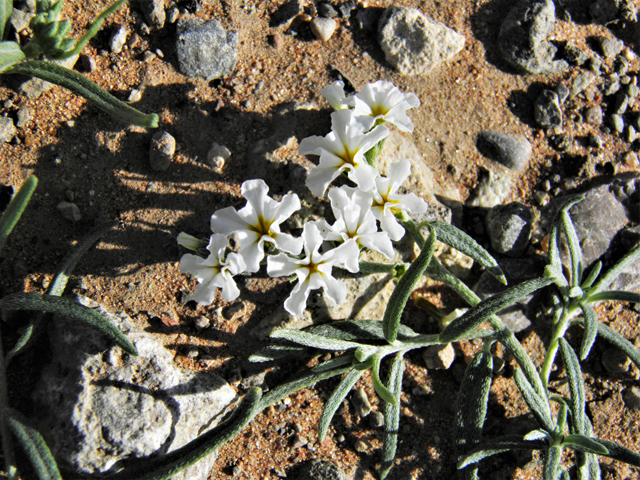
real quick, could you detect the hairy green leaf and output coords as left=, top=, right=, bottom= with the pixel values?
left=380, top=352, right=404, bottom=480
left=544, top=446, right=564, bottom=480
left=561, top=209, right=582, bottom=288
left=579, top=302, right=599, bottom=361
left=590, top=243, right=640, bottom=295
left=458, top=435, right=547, bottom=469
left=0, top=293, right=137, bottom=356
left=270, top=328, right=364, bottom=351
left=248, top=343, right=305, bottom=363
left=48, top=220, right=119, bottom=296
left=455, top=346, right=493, bottom=480
left=581, top=261, right=602, bottom=290
left=318, top=368, right=362, bottom=442
left=0, top=0, right=11, bottom=40
left=383, top=228, right=436, bottom=343
left=312, top=354, right=355, bottom=372
left=563, top=434, right=609, bottom=455
left=0, top=41, right=26, bottom=72
left=559, top=338, right=586, bottom=435
left=586, top=439, right=640, bottom=467
left=440, top=278, right=553, bottom=343
left=593, top=322, right=640, bottom=369
left=586, top=291, right=640, bottom=305
left=371, top=353, right=397, bottom=406
left=306, top=320, right=420, bottom=343
left=514, top=368, right=553, bottom=431
left=421, top=221, right=506, bottom=284
left=0, top=175, right=37, bottom=254
left=4, top=60, right=159, bottom=127
left=7, top=409, right=62, bottom=480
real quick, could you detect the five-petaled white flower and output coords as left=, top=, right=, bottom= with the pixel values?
left=371, top=158, right=428, bottom=241
left=299, top=109, right=388, bottom=197
left=318, top=187, right=394, bottom=260
left=320, top=80, right=354, bottom=111
left=267, top=222, right=360, bottom=317
left=210, top=179, right=303, bottom=273
left=353, top=80, right=420, bottom=133
left=180, top=234, right=246, bottom=304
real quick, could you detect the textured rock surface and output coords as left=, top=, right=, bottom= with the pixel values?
left=476, top=131, right=532, bottom=171
left=498, top=0, right=568, bottom=75
left=485, top=202, right=534, bottom=257
left=33, top=296, right=237, bottom=479
left=378, top=6, right=465, bottom=75
left=176, top=17, right=238, bottom=80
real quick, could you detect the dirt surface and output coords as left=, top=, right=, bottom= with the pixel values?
left=1, top=0, right=640, bottom=479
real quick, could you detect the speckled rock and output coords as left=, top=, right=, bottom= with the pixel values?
left=476, top=131, right=532, bottom=171
left=485, top=202, right=534, bottom=257
left=297, top=459, right=348, bottom=480
left=534, top=89, right=563, bottom=128
left=466, top=169, right=512, bottom=208
left=0, top=117, right=17, bottom=143
left=378, top=6, right=465, bottom=75
left=149, top=131, right=176, bottom=171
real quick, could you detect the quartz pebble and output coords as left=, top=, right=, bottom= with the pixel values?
left=110, top=26, right=128, bottom=53
left=310, top=17, right=337, bottom=41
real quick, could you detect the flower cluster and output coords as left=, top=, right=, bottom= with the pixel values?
left=178, top=81, right=426, bottom=316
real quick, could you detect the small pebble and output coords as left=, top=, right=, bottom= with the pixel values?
left=149, top=131, right=176, bottom=171
left=351, top=387, right=372, bottom=417
left=0, top=117, right=17, bottom=143
left=353, top=439, right=369, bottom=453
left=584, top=105, right=603, bottom=125
left=625, top=125, right=637, bottom=143
left=194, top=316, right=210, bottom=330
left=128, top=89, right=143, bottom=103
left=622, top=151, right=639, bottom=168
left=624, top=386, right=640, bottom=410
left=167, top=7, right=180, bottom=24
left=80, top=54, right=96, bottom=72
left=291, top=433, right=307, bottom=448
left=368, top=411, right=384, bottom=428
left=310, top=17, right=337, bottom=41
left=110, top=26, right=128, bottom=54
left=610, top=114, right=625, bottom=133
left=317, top=2, right=338, bottom=18
left=16, top=108, right=32, bottom=128
left=422, top=344, right=456, bottom=369
left=57, top=202, right=82, bottom=222
left=598, top=36, right=624, bottom=58
left=589, top=133, right=604, bottom=149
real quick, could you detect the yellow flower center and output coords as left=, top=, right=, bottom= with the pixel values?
left=249, top=215, right=274, bottom=236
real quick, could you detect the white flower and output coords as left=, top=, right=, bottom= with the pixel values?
left=180, top=234, right=246, bottom=304
left=353, top=80, right=420, bottom=133
left=320, top=80, right=354, bottom=110
left=371, top=159, right=428, bottom=241
left=267, top=222, right=360, bottom=316
left=210, top=179, right=303, bottom=273
left=318, top=187, right=394, bottom=260
left=177, top=232, right=205, bottom=251
left=299, top=110, right=388, bottom=196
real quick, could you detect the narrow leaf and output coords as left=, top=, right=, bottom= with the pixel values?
left=7, top=409, right=62, bottom=480
left=581, top=261, right=602, bottom=290
left=524, top=429, right=551, bottom=442
left=5, top=319, right=38, bottom=363
left=4, top=60, right=159, bottom=127
left=514, top=368, right=553, bottom=431
left=544, top=446, right=564, bottom=480
left=0, top=293, right=137, bottom=356
left=590, top=243, right=640, bottom=295
left=579, top=302, right=599, bottom=361
left=248, top=343, right=305, bottom=363
left=559, top=338, right=586, bottom=435
left=422, top=221, right=506, bottom=284
left=380, top=352, right=404, bottom=480
left=561, top=209, right=582, bottom=288
left=371, top=354, right=397, bottom=406
left=103, top=387, right=263, bottom=480
left=307, top=320, right=420, bottom=343
left=0, top=175, right=37, bottom=253
left=383, top=228, right=436, bottom=343
left=563, top=434, right=609, bottom=455
left=0, top=0, right=11, bottom=40
left=312, top=353, right=355, bottom=372
left=458, top=435, right=547, bottom=469
left=440, top=278, right=553, bottom=343
left=0, top=41, right=26, bottom=72
left=317, top=368, right=362, bottom=442
left=270, top=328, right=363, bottom=351
left=594, top=322, right=640, bottom=369
left=48, top=220, right=119, bottom=296
left=586, top=291, right=640, bottom=305
left=587, top=438, right=640, bottom=467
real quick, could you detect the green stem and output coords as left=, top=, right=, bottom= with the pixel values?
left=539, top=303, right=582, bottom=390
left=358, top=261, right=401, bottom=275
left=0, top=324, right=17, bottom=479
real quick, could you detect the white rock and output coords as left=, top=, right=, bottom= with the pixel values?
left=310, top=17, right=337, bottom=41
left=0, top=117, right=17, bottom=143
left=110, top=25, right=128, bottom=54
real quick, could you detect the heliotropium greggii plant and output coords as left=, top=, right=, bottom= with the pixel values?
left=0, top=175, right=138, bottom=480
left=454, top=196, right=640, bottom=480
left=0, top=0, right=158, bottom=127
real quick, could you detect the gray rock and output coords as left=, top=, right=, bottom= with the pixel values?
left=534, top=89, right=563, bottom=128
left=298, top=459, right=348, bottom=480
left=555, top=83, right=570, bottom=104
left=20, top=55, right=79, bottom=99
left=369, top=411, right=385, bottom=428
left=310, top=17, right=337, bottom=41
left=176, top=17, right=238, bottom=80
left=10, top=7, right=34, bottom=32
left=16, top=108, right=32, bottom=128
left=571, top=71, right=595, bottom=98
left=486, top=202, right=533, bottom=257
left=318, top=3, right=338, bottom=18
left=590, top=0, right=637, bottom=24
left=149, top=131, right=176, bottom=171
left=610, top=113, right=625, bottom=133
left=0, top=117, right=16, bottom=143
left=57, top=201, right=82, bottom=222
left=351, top=387, right=372, bottom=417
left=563, top=43, right=589, bottom=66
left=138, top=0, right=166, bottom=29
left=110, top=25, right=128, bottom=54
left=597, top=36, right=625, bottom=58
left=33, top=296, right=237, bottom=479
left=476, top=131, right=532, bottom=171
left=378, top=6, right=465, bottom=75
left=467, top=169, right=512, bottom=208
left=498, top=0, right=568, bottom=75
left=624, top=386, right=640, bottom=410
left=269, top=0, right=301, bottom=27
left=584, top=105, right=603, bottom=125
left=602, top=348, right=631, bottom=374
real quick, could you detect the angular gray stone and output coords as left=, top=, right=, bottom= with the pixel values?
left=476, top=131, right=532, bottom=171
left=149, top=130, right=176, bottom=171
left=33, top=296, right=237, bottom=479
left=57, top=201, right=82, bottom=222
left=590, top=0, right=637, bottom=24
left=534, top=89, right=563, bottom=128
left=498, top=0, right=568, bottom=75
left=0, top=117, right=16, bottom=143
left=176, top=17, right=238, bottom=80
left=486, top=202, right=534, bottom=257
left=597, top=36, right=624, bottom=58
left=378, top=6, right=465, bottom=75
left=466, top=169, right=512, bottom=208
left=351, top=387, right=372, bottom=417
left=138, top=0, right=166, bottom=29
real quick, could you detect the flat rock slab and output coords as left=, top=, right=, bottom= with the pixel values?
left=378, top=6, right=465, bottom=75
left=33, top=296, right=237, bottom=479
